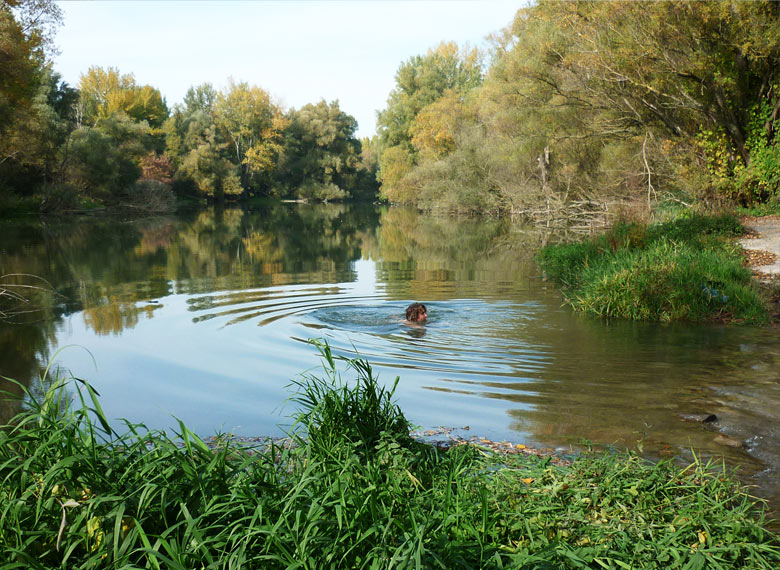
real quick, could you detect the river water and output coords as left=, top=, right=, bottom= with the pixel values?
left=1, top=203, right=779, bottom=512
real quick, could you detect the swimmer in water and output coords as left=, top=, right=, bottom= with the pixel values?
left=405, top=302, right=427, bottom=323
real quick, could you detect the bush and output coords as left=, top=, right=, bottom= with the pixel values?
left=38, top=183, right=82, bottom=213
left=123, top=179, right=176, bottom=212
left=0, top=190, right=41, bottom=216
left=295, top=181, right=348, bottom=202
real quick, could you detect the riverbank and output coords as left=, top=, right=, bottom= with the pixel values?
left=740, top=215, right=780, bottom=324
left=536, top=213, right=774, bottom=324
left=2, top=344, right=779, bottom=569
left=739, top=216, right=780, bottom=279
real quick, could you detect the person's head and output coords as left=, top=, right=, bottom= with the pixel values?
left=405, top=302, right=427, bottom=322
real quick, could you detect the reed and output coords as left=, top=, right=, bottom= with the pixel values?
left=0, top=273, right=55, bottom=322
left=1, top=342, right=778, bottom=568
left=537, top=214, right=769, bottom=323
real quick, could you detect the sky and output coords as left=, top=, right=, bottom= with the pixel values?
left=53, top=1, right=522, bottom=138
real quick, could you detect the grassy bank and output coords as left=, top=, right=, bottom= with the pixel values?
left=536, top=214, right=769, bottom=324
left=2, top=342, right=779, bottom=569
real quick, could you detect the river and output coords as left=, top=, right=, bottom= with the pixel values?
left=1, top=202, right=778, bottom=513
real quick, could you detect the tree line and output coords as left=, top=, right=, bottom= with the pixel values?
left=2, top=0, right=778, bottom=217
left=0, top=0, right=378, bottom=214
left=373, top=0, right=780, bottom=216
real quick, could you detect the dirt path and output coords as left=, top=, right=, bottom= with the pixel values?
left=739, top=215, right=780, bottom=280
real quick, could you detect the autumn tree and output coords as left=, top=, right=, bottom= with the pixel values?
left=376, top=0, right=779, bottom=214
left=78, top=66, right=168, bottom=128
left=409, top=89, right=474, bottom=160
left=376, top=41, right=483, bottom=202
left=0, top=0, right=61, bottom=131
left=0, top=0, right=67, bottom=206
left=529, top=0, right=780, bottom=204
left=213, top=80, right=286, bottom=195
left=377, top=42, right=482, bottom=152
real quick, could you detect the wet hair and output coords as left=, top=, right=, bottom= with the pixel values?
left=405, top=302, right=427, bottom=322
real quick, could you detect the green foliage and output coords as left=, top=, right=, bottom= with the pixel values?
left=353, top=135, right=381, bottom=200
left=38, top=182, right=80, bottom=213
left=182, top=83, right=217, bottom=114
left=295, top=181, right=347, bottom=202
left=289, top=340, right=413, bottom=456
left=376, top=42, right=484, bottom=205
left=538, top=215, right=769, bottom=323
left=374, top=1, right=780, bottom=216
left=736, top=99, right=780, bottom=204
left=164, top=85, right=374, bottom=204
left=737, top=201, right=780, bottom=217
left=1, top=2, right=377, bottom=212
left=698, top=97, right=780, bottom=206
left=0, top=189, right=40, bottom=215
left=377, top=41, right=482, bottom=151
left=278, top=100, right=361, bottom=198
left=1, top=347, right=778, bottom=568
left=178, top=128, right=242, bottom=201
left=65, top=119, right=145, bottom=202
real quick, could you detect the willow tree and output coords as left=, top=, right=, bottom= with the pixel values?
left=278, top=100, right=361, bottom=198
left=378, top=0, right=780, bottom=214
left=536, top=0, right=780, bottom=204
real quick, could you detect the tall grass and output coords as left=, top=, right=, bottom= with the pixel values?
left=537, top=214, right=769, bottom=323
left=1, top=342, right=779, bottom=568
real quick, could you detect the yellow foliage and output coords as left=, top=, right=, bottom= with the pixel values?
left=378, top=146, right=415, bottom=203
left=410, top=89, right=472, bottom=159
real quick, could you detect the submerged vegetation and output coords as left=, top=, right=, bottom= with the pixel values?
left=536, top=214, right=769, bottom=323
left=1, top=341, right=779, bottom=568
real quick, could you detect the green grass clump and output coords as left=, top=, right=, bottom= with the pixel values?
left=289, top=340, right=414, bottom=456
left=737, top=201, right=780, bottom=217
left=537, top=214, right=769, bottom=323
left=1, top=342, right=779, bottom=568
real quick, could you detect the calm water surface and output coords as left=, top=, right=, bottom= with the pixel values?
left=1, top=203, right=779, bottom=510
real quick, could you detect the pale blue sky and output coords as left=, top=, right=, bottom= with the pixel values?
left=53, top=1, right=522, bottom=137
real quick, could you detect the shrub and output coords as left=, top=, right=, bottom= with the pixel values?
left=295, top=181, right=347, bottom=202
left=123, top=178, right=175, bottom=212
left=38, top=183, right=81, bottom=213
